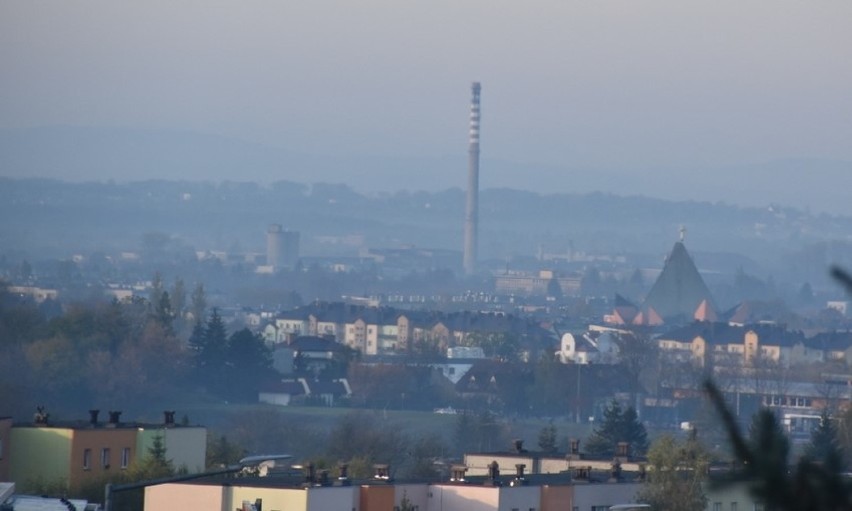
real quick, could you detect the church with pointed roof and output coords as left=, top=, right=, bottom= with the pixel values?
left=605, top=232, right=718, bottom=326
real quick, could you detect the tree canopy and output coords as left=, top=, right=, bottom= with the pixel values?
left=637, top=433, right=709, bottom=511
left=585, top=400, right=648, bottom=457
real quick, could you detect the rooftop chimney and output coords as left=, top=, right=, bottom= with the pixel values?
left=510, top=463, right=528, bottom=486
left=485, top=461, right=502, bottom=487
left=572, top=466, right=591, bottom=482
left=33, top=406, right=49, bottom=426
left=89, top=409, right=100, bottom=427
left=302, top=462, right=317, bottom=487
left=450, top=465, right=468, bottom=483
left=335, top=463, right=351, bottom=486
left=318, top=469, right=331, bottom=486
left=373, top=464, right=391, bottom=481
left=609, top=459, right=622, bottom=482
left=615, top=441, right=630, bottom=461
left=567, top=438, right=582, bottom=460
left=164, top=410, right=176, bottom=427
left=107, top=410, right=122, bottom=427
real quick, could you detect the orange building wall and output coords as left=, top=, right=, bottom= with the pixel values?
left=360, top=484, right=394, bottom=511
left=69, top=428, right=138, bottom=490
left=541, top=484, right=573, bottom=511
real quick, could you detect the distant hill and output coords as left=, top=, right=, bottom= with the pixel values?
left=2, top=126, right=852, bottom=215
left=3, top=176, right=852, bottom=290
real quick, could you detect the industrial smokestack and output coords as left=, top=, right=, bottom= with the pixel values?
left=463, top=82, right=481, bottom=276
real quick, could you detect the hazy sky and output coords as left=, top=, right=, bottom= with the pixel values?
left=2, top=1, right=852, bottom=190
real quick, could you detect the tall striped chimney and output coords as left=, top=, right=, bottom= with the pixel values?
left=463, top=82, right=481, bottom=276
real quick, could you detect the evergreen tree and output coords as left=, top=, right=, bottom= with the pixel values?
left=224, top=328, right=273, bottom=400
left=153, top=290, right=174, bottom=333
left=805, top=410, right=843, bottom=467
left=538, top=422, right=557, bottom=453
left=585, top=400, right=648, bottom=457
left=131, top=433, right=174, bottom=480
left=190, top=283, right=207, bottom=324
left=171, top=277, right=187, bottom=332
left=206, top=434, right=246, bottom=468
left=192, top=308, right=229, bottom=392
left=705, top=380, right=852, bottom=511
left=188, top=319, right=205, bottom=355
left=148, top=272, right=164, bottom=306
left=202, top=308, right=228, bottom=369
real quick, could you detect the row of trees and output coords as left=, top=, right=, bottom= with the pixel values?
left=0, top=277, right=274, bottom=417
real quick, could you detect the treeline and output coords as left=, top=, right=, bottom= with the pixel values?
left=0, top=278, right=274, bottom=418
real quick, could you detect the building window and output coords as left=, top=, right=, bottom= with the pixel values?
left=713, top=503, right=722, bottom=511
left=731, top=503, right=738, bottom=511
left=83, top=448, right=92, bottom=470
left=121, top=447, right=130, bottom=468
left=101, top=447, right=111, bottom=468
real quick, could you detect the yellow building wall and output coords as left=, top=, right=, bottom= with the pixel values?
left=10, top=427, right=73, bottom=491
left=227, top=485, right=307, bottom=511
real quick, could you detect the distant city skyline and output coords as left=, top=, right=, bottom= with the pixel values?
left=2, top=2, right=852, bottom=213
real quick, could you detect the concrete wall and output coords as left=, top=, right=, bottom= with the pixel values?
left=145, top=482, right=224, bottom=511
left=395, top=483, right=429, bottom=511
left=497, top=485, right=541, bottom=511
left=306, top=485, right=360, bottom=511
left=137, top=426, right=207, bottom=473
left=571, top=482, right=640, bottom=511
left=427, top=485, right=499, bottom=511
left=464, top=454, right=536, bottom=476
left=227, top=485, right=308, bottom=511
left=704, top=480, right=760, bottom=511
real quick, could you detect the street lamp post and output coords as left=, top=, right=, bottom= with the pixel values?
left=103, top=454, right=292, bottom=511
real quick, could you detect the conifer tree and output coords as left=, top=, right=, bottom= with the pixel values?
left=585, top=400, right=648, bottom=457
left=538, top=422, right=557, bottom=453
left=805, top=410, right=844, bottom=468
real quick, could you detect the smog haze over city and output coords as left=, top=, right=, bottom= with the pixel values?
left=5, top=3, right=852, bottom=510
left=2, top=1, right=852, bottom=212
